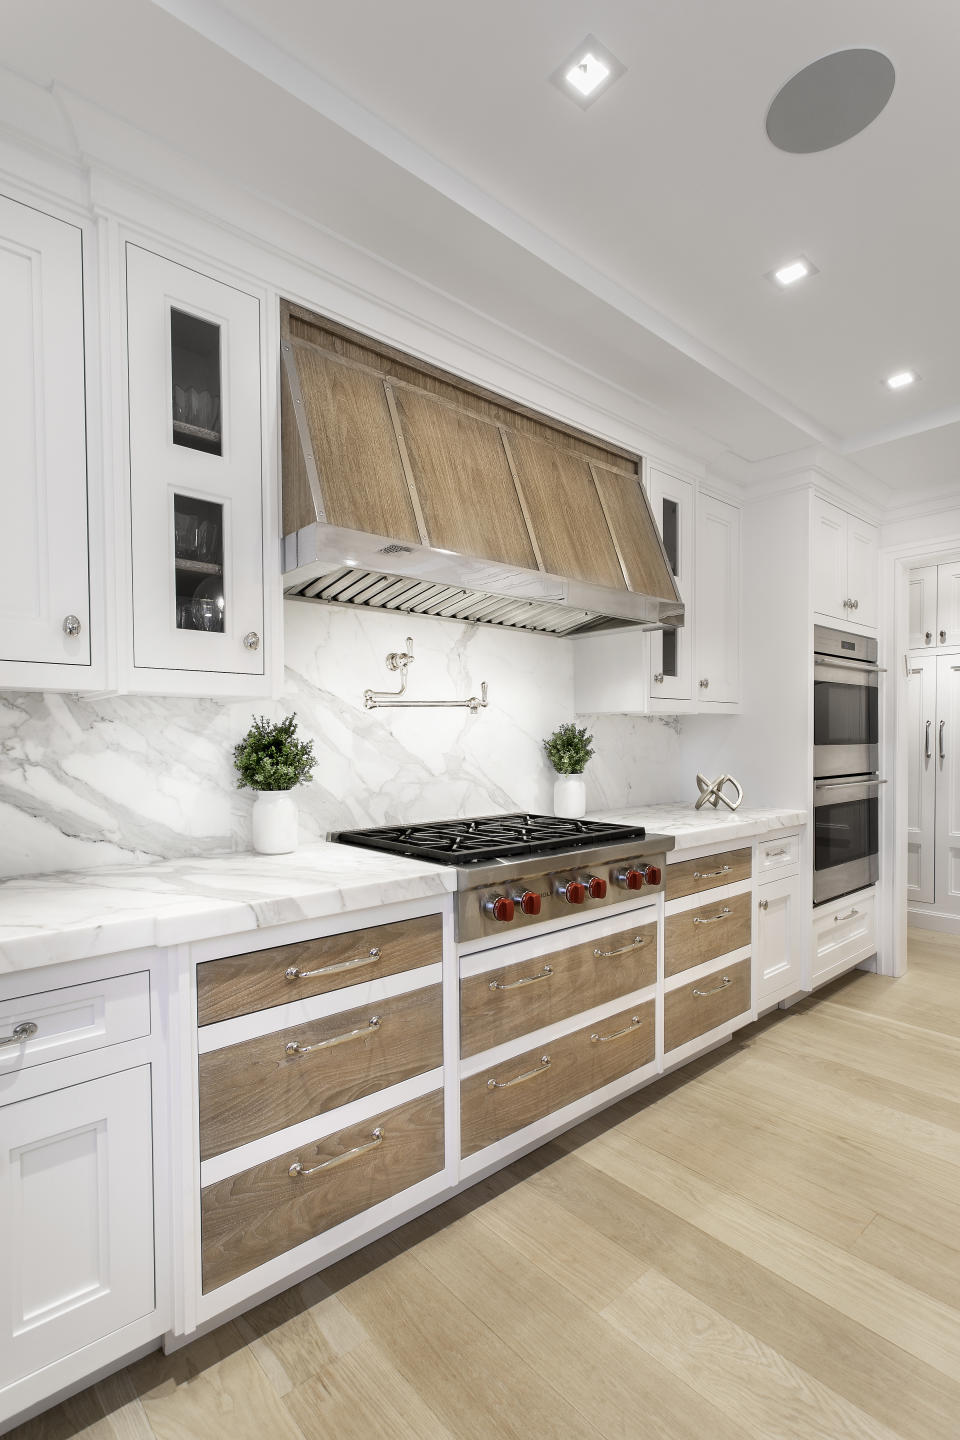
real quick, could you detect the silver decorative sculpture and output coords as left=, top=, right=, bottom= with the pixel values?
left=695, top=772, right=744, bottom=812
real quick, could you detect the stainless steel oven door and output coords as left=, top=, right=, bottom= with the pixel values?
left=813, top=655, right=880, bottom=778
left=813, top=776, right=882, bottom=905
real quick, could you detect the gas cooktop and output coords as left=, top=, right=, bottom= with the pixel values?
left=334, top=812, right=647, bottom=866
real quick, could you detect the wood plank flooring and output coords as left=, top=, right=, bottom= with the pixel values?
left=12, top=930, right=960, bottom=1440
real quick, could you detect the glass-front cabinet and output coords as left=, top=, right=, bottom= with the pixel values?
left=647, top=466, right=693, bottom=704
left=125, top=245, right=264, bottom=682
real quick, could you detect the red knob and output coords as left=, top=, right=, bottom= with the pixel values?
left=643, top=865, right=662, bottom=886
left=562, top=881, right=586, bottom=904
left=621, top=868, right=644, bottom=890
left=489, top=895, right=515, bottom=923
left=519, top=890, right=542, bottom=916
left=587, top=876, right=607, bottom=899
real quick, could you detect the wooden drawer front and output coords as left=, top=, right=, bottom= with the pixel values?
left=757, top=833, right=800, bottom=877
left=201, top=1089, right=444, bottom=1291
left=198, top=984, right=442, bottom=1160
left=664, top=892, right=751, bottom=978
left=0, top=972, right=150, bottom=1077
left=667, top=848, right=751, bottom=901
left=461, top=999, right=655, bottom=1158
left=664, top=958, right=751, bottom=1052
left=197, top=914, right=442, bottom=1026
left=461, top=919, right=657, bottom=1059
left=812, top=891, right=877, bottom=983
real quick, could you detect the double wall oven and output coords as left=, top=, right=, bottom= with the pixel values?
left=813, top=625, right=883, bottom=905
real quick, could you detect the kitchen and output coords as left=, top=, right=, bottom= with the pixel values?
left=0, top=4, right=958, bottom=1437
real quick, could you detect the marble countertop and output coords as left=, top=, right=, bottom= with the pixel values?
left=590, top=803, right=807, bottom=854
left=0, top=844, right=455, bottom=974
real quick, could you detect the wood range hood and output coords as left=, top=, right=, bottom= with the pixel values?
left=280, top=303, right=683, bottom=637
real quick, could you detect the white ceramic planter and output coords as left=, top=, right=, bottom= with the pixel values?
left=553, top=774, right=587, bottom=819
left=252, top=790, right=298, bottom=854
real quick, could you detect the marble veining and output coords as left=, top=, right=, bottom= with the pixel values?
left=591, top=803, right=807, bottom=854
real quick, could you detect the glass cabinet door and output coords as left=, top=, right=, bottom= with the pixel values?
left=647, top=467, right=693, bottom=702
left=126, top=246, right=264, bottom=680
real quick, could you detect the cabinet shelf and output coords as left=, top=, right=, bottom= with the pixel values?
left=175, top=559, right=222, bottom=576
left=173, top=420, right=221, bottom=445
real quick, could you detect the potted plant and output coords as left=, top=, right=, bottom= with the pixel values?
left=233, top=713, right=316, bottom=854
left=543, top=722, right=595, bottom=819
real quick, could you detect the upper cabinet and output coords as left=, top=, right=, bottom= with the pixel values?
left=812, top=497, right=878, bottom=628
left=647, top=467, right=694, bottom=705
left=125, top=246, right=267, bottom=688
left=0, top=194, right=93, bottom=687
left=694, top=492, right=741, bottom=704
left=908, top=561, right=960, bottom=650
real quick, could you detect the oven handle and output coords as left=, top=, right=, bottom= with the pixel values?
left=814, top=778, right=887, bottom=791
left=814, top=656, right=886, bottom=675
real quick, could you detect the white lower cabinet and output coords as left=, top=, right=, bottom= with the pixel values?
left=0, top=1066, right=155, bottom=1392
left=811, top=889, right=877, bottom=988
left=754, top=872, right=803, bottom=1006
left=906, top=655, right=937, bottom=905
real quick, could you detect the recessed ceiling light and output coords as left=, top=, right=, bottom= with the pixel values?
left=767, top=256, right=818, bottom=287
left=550, top=35, right=626, bottom=109
left=886, top=370, right=916, bottom=390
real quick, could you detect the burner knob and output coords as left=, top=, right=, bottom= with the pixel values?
left=517, top=890, right=542, bottom=916
left=560, top=880, right=586, bottom=905
left=586, top=876, right=607, bottom=899
left=617, top=867, right=644, bottom=890
left=642, top=864, right=662, bottom=887
left=486, top=895, right=515, bottom=923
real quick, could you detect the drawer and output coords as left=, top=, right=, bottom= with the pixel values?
left=664, top=958, right=751, bottom=1053
left=812, top=890, right=877, bottom=984
left=461, top=917, right=656, bottom=1059
left=201, top=1088, right=444, bottom=1291
left=667, top=848, right=752, bottom=901
left=198, top=984, right=442, bottom=1160
left=461, top=999, right=655, bottom=1159
left=197, top=914, right=442, bottom=1026
left=756, top=832, right=800, bottom=878
left=664, top=892, right=751, bottom=978
left=0, top=972, right=150, bottom=1079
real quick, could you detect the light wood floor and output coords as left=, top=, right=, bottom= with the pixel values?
left=13, top=929, right=960, bottom=1440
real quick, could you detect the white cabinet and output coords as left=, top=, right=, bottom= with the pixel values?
left=812, top=497, right=878, bottom=627
left=906, top=656, right=937, bottom=904
left=908, top=565, right=939, bottom=650
left=0, top=1066, right=155, bottom=1391
left=125, top=245, right=266, bottom=687
left=811, top=889, right=877, bottom=987
left=755, top=872, right=803, bottom=1006
left=647, top=467, right=694, bottom=705
left=934, top=656, right=960, bottom=918
left=694, top=492, right=740, bottom=704
left=0, top=193, right=92, bottom=685
left=936, top=561, right=960, bottom=648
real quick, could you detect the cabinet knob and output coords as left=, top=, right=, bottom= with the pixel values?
left=62, top=614, right=82, bottom=637
left=699, top=677, right=710, bottom=689
left=941, top=630, right=948, bottom=644
left=852, top=599, right=859, bottom=610
left=758, top=898, right=769, bottom=910
left=926, top=631, right=933, bottom=644
left=243, top=631, right=261, bottom=651
left=653, top=672, right=664, bottom=684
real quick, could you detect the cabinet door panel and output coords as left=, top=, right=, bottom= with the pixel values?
left=647, top=467, right=693, bottom=702
left=935, top=658, right=960, bottom=916
left=908, top=565, right=938, bottom=651
left=812, top=497, right=845, bottom=622
left=694, top=493, right=740, bottom=703
left=937, top=561, right=960, bottom=647
left=906, top=656, right=936, bottom=904
left=846, top=516, right=878, bottom=628
left=0, top=1067, right=154, bottom=1386
left=0, top=195, right=89, bottom=667
left=126, top=246, right=263, bottom=676
left=755, top=875, right=803, bottom=1003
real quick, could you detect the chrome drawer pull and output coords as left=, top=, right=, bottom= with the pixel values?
left=286, top=946, right=381, bottom=981
left=591, top=1016, right=642, bottom=1044
left=0, top=1021, right=38, bottom=1049
left=285, top=1016, right=380, bottom=1057
left=925, top=720, right=932, bottom=760
left=693, top=865, right=731, bottom=880
left=833, top=908, right=860, bottom=923
left=693, top=906, right=732, bottom=925
left=487, top=1055, right=551, bottom=1090
left=489, top=965, right=553, bottom=991
left=764, top=847, right=788, bottom=858
left=692, top=976, right=732, bottom=997
left=289, top=1127, right=383, bottom=1177
left=594, top=936, right=648, bottom=958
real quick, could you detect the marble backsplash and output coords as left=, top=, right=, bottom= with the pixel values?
left=0, top=599, right=683, bottom=878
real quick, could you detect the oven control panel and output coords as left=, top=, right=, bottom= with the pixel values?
left=461, top=853, right=666, bottom=943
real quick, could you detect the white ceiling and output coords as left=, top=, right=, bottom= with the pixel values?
left=3, top=0, right=960, bottom=499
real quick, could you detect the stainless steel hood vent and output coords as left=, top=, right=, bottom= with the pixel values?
left=280, top=304, right=683, bottom=637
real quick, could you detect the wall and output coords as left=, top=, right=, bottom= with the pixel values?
left=0, top=601, right=684, bottom=878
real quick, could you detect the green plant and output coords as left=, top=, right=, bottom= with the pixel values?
left=543, top=722, right=595, bottom=775
left=233, top=713, right=316, bottom=791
